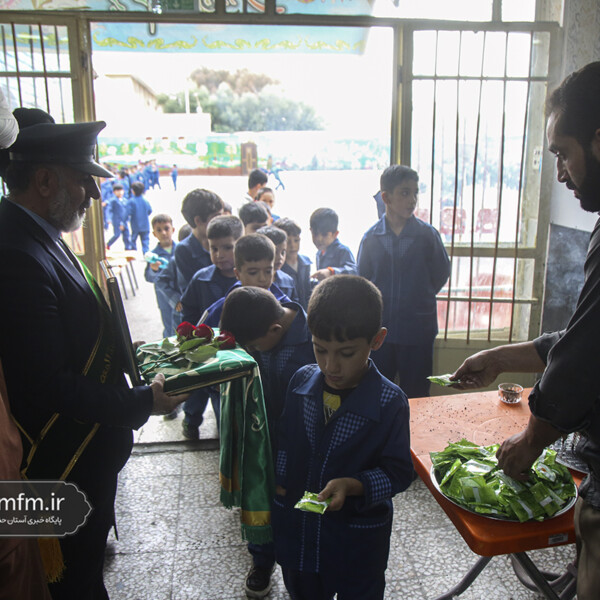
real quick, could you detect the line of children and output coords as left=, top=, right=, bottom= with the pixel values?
left=358, top=165, right=450, bottom=398
left=220, top=286, right=314, bottom=598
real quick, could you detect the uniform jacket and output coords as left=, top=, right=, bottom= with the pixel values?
left=0, top=199, right=153, bottom=489
left=315, top=238, right=357, bottom=275
left=273, top=269, right=299, bottom=304
left=358, top=215, right=450, bottom=343
left=281, top=254, right=312, bottom=310
left=174, top=233, right=212, bottom=293
left=181, top=264, right=237, bottom=326
left=272, top=361, right=413, bottom=577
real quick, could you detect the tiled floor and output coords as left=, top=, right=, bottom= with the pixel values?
left=104, top=260, right=577, bottom=599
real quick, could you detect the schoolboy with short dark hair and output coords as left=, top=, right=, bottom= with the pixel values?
left=246, top=168, right=268, bottom=202
left=181, top=215, right=244, bottom=326
left=144, top=213, right=176, bottom=337
left=175, top=188, right=224, bottom=291
left=274, top=217, right=312, bottom=310
left=201, top=234, right=291, bottom=328
left=220, top=286, right=314, bottom=598
left=239, top=201, right=270, bottom=235
left=309, top=207, right=357, bottom=281
left=256, top=225, right=298, bottom=303
left=272, top=275, right=413, bottom=600
left=358, top=165, right=450, bottom=398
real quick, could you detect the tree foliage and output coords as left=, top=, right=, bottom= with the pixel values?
left=157, top=69, right=323, bottom=133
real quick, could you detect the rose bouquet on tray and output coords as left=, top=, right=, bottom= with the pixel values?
left=136, top=322, right=236, bottom=381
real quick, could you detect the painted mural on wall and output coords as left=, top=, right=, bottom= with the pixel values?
left=0, top=0, right=377, bottom=15
left=90, top=23, right=369, bottom=54
left=98, top=130, right=390, bottom=171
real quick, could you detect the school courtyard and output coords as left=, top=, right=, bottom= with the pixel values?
left=102, top=172, right=575, bottom=599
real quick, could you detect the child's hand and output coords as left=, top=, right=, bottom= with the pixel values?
left=175, top=302, right=182, bottom=312
left=317, top=477, right=364, bottom=512
left=275, top=485, right=286, bottom=496
left=150, top=262, right=160, bottom=272
left=311, top=268, right=333, bottom=281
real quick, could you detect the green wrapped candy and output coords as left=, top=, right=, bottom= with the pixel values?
left=427, top=374, right=457, bottom=386
left=431, top=438, right=576, bottom=522
left=294, top=491, right=331, bottom=514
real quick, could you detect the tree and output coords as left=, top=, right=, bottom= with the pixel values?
left=157, top=69, right=324, bottom=133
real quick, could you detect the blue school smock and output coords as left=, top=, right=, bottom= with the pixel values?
left=127, top=195, right=152, bottom=234
left=174, top=234, right=212, bottom=292
left=201, top=281, right=291, bottom=328
left=181, top=264, right=236, bottom=326
left=281, top=254, right=312, bottom=310
left=357, top=215, right=450, bottom=343
left=315, top=238, right=357, bottom=275
left=272, top=361, right=413, bottom=579
left=273, top=269, right=299, bottom=303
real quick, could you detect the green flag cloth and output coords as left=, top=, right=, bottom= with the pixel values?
left=219, top=364, right=274, bottom=544
left=137, top=341, right=274, bottom=543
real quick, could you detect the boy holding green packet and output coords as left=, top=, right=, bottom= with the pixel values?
left=271, top=275, right=414, bottom=599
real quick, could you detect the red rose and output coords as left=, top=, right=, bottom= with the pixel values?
left=193, top=324, right=214, bottom=341
left=176, top=322, right=196, bottom=340
left=215, top=331, right=236, bottom=350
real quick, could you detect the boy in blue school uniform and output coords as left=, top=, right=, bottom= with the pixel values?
left=172, top=188, right=224, bottom=294
left=154, top=224, right=192, bottom=339
left=272, top=275, right=413, bottom=600
left=201, top=234, right=291, bottom=328
left=274, top=217, right=313, bottom=310
left=256, top=225, right=298, bottom=303
left=179, top=216, right=243, bottom=439
left=309, top=208, right=357, bottom=281
left=220, top=286, right=315, bottom=599
left=127, top=181, right=152, bottom=254
left=181, top=215, right=243, bottom=326
left=144, top=213, right=177, bottom=337
left=106, top=182, right=132, bottom=250
left=358, top=165, right=450, bottom=398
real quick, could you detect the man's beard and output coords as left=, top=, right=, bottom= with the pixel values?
left=576, top=150, right=600, bottom=213
left=47, top=187, right=86, bottom=233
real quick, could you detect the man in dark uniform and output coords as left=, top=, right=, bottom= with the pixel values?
left=452, top=62, right=600, bottom=600
left=0, top=109, right=187, bottom=599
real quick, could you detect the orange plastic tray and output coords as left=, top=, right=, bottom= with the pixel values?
left=410, top=389, right=582, bottom=556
